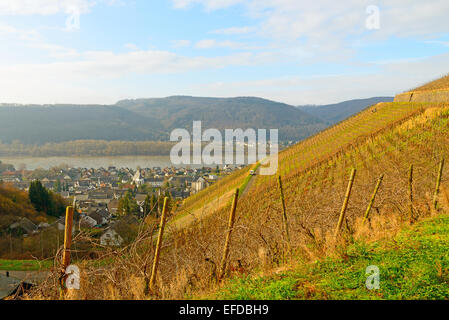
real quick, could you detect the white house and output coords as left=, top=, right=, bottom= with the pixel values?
left=100, top=229, right=124, bottom=247
left=132, top=170, right=145, bottom=186
left=191, top=177, right=207, bottom=193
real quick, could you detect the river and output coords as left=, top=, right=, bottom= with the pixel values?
left=0, top=156, right=245, bottom=170
left=1, top=156, right=178, bottom=170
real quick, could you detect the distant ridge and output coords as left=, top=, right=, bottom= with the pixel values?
left=297, top=97, right=394, bottom=125
left=0, top=96, right=326, bottom=145
left=116, top=96, right=326, bottom=141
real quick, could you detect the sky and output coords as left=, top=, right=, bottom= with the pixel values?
left=1, top=0, right=449, bottom=105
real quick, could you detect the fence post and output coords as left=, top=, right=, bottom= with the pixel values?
left=218, top=188, right=239, bottom=281
left=433, top=158, right=445, bottom=210
left=362, top=174, right=384, bottom=225
left=149, top=197, right=169, bottom=293
left=335, top=168, right=357, bottom=237
left=59, top=206, right=74, bottom=299
left=277, top=175, right=291, bottom=251
left=408, top=164, right=414, bottom=222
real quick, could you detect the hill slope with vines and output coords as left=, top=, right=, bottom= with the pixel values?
left=30, top=76, right=449, bottom=300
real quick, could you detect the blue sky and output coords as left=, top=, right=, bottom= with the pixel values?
left=1, top=0, right=449, bottom=105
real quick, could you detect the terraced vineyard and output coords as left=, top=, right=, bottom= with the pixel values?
left=259, top=101, right=433, bottom=185
left=175, top=101, right=431, bottom=220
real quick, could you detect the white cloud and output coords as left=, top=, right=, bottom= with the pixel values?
left=172, top=0, right=243, bottom=10
left=182, top=52, right=449, bottom=105
left=0, top=0, right=125, bottom=15
left=0, top=0, right=95, bottom=15
left=211, top=26, right=255, bottom=35
left=173, top=0, right=449, bottom=51
left=0, top=22, right=80, bottom=59
left=3, top=49, right=449, bottom=105
left=195, top=39, right=260, bottom=50
left=171, top=40, right=191, bottom=48
left=124, top=43, right=139, bottom=51
left=0, top=48, right=280, bottom=103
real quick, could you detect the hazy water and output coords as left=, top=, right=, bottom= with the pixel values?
left=1, top=156, right=177, bottom=170
left=0, top=155, right=245, bottom=170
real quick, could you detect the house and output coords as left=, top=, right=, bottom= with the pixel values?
left=191, top=177, right=207, bottom=193
left=87, top=211, right=107, bottom=226
left=100, top=229, right=124, bottom=247
left=73, top=194, right=89, bottom=205
left=96, top=208, right=111, bottom=221
left=55, top=217, right=76, bottom=234
left=38, top=222, right=50, bottom=229
left=9, top=218, right=38, bottom=237
left=132, top=170, right=145, bottom=186
left=168, top=176, right=192, bottom=188
left=169, top=188, right=190, bottom=200
left=41, top=178, right=54, bottom=189
left=135, top=194, right=147, bottom=213
left=74, top=180, right=91, bottom=189
left=108, top=199, right=119, bottom=216
left=146, top=177, right=165, bottom=188
left=79, top=215, right=98, bottom=228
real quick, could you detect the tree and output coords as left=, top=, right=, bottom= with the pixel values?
left=53, top=180, right=62, bottom=192
left=117, top=191, right=139, bottom=217
left=29, top=180, right=50, bottom=214
left=29, top=180, right=67, bottom=218
left=149, top=193, right=158, bottom=216
left=143, top=194, right=152, bottom=217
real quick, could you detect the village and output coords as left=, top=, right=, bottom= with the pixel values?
left=0, top=163, right=242, bottom=251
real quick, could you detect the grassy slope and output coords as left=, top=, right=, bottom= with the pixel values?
left=0, top=259, right=52, bottom=271
left=414, top=74, right=449, bottom=91
left=217, top=214, right=449, bottom=300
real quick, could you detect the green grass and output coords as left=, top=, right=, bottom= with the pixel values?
left=217, top=214, right=449, bottom=300
left=238, top=162, right=261, bottom=197
left=0, top=259, right=53, bottom=271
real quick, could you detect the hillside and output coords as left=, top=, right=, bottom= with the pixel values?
left=29, top=73, right=449, bottom=300
left=0, top=104, right=165, bottom=144
left=0, top=184, right=44, bottom=234
left=395, top=74, right=449, bottom=103
left=0, top=97, right=326, bottom=146
left=413, top=74, right=449, bottom=91
left=116, top=96, right=326, bottom=141
left=0, top=96, right=397, bottom=152
left=297, top=97, right=394, bottom=125
left=217, top=214, right=449, bottom=300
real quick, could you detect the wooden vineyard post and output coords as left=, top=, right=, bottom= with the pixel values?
left=362, top=174, right=384, bottom=225
left=433, top=158, right=445, bottom=210
left=218, top=188, right=239, bottom=282
left=149, top=197, right=169, bottom=293
left=60, top=206, right=74, bottom=299
left=408, top=164, right=414, bottom=222
left=335, top=168, right=357, bottom=237
left=277, top=175, right=291, bottom=251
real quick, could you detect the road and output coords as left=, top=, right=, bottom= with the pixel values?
left=0, top=270, right=49, bottom=284
left=240, top=166, right=260, bottom=198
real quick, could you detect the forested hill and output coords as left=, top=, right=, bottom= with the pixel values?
left=0, top=104, right=166, bottom=144
left=0, top=97, right=326, bottom=144
left=116, top=96, right=326, bottom=141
